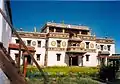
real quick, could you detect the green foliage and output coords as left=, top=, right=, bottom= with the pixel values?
left=26, top=66, right=99, bottom=79
left=27, top=77, right=100, bottom=84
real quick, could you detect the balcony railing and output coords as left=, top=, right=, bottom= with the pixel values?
left=67, top=46, right=96, bottom=53
left=67, top=46, right=86, bottom=53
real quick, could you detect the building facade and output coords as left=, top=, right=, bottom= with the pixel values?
left=0, top=0, right=12, bottom=84
left=0, top=0, right=12, bottom=50
left=10, top=22, right=115, bottom=67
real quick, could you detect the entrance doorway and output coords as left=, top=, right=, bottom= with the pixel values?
left=69, top=56, right=78, bottom=66
left=26, top=55, right=32, bottom=65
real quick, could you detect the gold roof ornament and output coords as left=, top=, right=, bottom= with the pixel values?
left=80, top=43, right=85, bottom=49
left=34, top=27, right=37, bottom=32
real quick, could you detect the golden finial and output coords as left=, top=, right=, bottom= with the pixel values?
left=34, top=27, right=37, bottom=32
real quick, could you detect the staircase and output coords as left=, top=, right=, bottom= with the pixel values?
left=0, top=8, right=48, bottom=84
left=0, top=42, right=26, bottom=84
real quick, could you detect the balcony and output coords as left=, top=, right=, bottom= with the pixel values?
left=67, top=46, right=96, bottom=53
left=68, top=37, right=82, bottom=42
left=67, top=46, right=86, bottom=53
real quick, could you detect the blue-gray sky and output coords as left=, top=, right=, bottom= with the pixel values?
left=10, top=1, right=120, bottom=53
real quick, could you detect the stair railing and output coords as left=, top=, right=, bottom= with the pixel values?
left=0, top=8, right=48, bottom=84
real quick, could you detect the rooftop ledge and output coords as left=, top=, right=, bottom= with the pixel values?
left=46, top=22, right=90, bottom=30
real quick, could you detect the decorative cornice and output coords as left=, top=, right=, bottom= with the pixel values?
left=96, top=38, right=114, bottom=44
left=67, top=46, right=96, bottom=53
left=47, top=32, right=69, bottom=39
left=12, top=31, right=47, bottom=39
left=48, top=47, right=66, bottom=51
left=77, top=34, right=96, bottom=41
left=46, top=22, right=90, bottom=30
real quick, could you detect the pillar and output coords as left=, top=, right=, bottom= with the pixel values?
left=79, top=31, right=81, bottom=35
left=54, top=28, right=56, bottom=32
left=23, top=56, right=27, bottom=77
left=18, top=42, right=21, bottom=69
left=47, top=27, right=49, bottom=33
left=62, top=29, right=65, bottom=33
left=105, top=57, right=108, bottom=66
left=70, top=57, right=72, bottom=66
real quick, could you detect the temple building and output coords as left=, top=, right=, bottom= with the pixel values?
left=10, top=22, right=116, bottom=67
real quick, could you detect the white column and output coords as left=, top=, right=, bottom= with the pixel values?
left=54, top=28, right=56, bottom=32
left=46, top=27, right=49, bottom=33
left=62, top=29, right=65, bottom=33
left=105, top=57, right=108, bottom=66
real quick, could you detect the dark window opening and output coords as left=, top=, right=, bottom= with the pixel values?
left=49, top=27, right=54, bottom=32
left=81, top=31, right=88, bottom=35
left=100, top=45, right=104, bottom=50
left=56, top=28, right=62, bottom=32
left=86, top=42, right=90, bottom=49
left=27, top=40, right=31, bottom=46
left=15, top=54, right=18, bottom=63
left=38, top=41, right=41, bottom=47
left=73, top=43, right=76, bottom=46
left=86, top=55, right=90, bottom=61
left=107, top=45, right=111, bottom=51
left=36, top=54, right=41, bottom=61
left=57, top=40, right=61, bottom=47
left=16, top=39, right=20, bottom=43
left=57, top=54, right=61, bottom=61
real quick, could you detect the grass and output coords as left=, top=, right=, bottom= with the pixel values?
left=27, top=77, right=100, bottom=84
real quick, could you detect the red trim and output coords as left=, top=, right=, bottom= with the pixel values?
left=9, top=43, right=35, bottom=52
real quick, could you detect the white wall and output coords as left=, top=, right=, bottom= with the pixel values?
left=0, top=0, right=12, bottom=50
left=96, top=43, right=115, bottom=55
left=48, top=38, right=68, bottom=48
left=47, top=38, right=68, bottom=66
left=47, top=51, right=67, bottom=66
left=11, top=37, right=46, bottom=66
left=83, top=53, right=98, bottom=67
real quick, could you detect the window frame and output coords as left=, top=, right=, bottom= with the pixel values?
left=37, top=41, right=41, bottom=47
left=107, top=45, right=111, bottom=51
left=57, top=40, right=61, bottom=47
left=85, top=42, right=90, bottom=49
left=15, top=39, right=20, bottom=44
left=56, top=54, right=61, bottom=61
left=86, top=55, right=90, bottom=61
left=36, top=54, right=41, bottom=61
left=27, top=40, right=31, bottom=46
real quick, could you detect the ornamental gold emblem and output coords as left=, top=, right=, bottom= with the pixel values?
left=80, top=43, right=85, bottom=49
left=62, top=41, right=66, bottom=47
left=32, top=41, right=36, bottom=46
left=51, top=41, right=56, bottom=46
left=90, top=43, right=94, bottom=48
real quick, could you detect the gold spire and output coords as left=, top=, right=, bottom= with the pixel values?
left=62, top=20, right=64, bottom=24
left=34, top=27, right=37, bottom=32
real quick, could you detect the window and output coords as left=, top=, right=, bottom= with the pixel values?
left=16, top=39, right=20, bottom=43
left=36, top=54, right=41, bottom=61
left=107, top=45, right=111, bottom=51
left=86, top=55, right=90, bottom=61
left=27, top=40, right=31, bottom=46
left=57, top=40, right=61, bottom=47
left=81, top=30, right=88, bottom=35
left=15, top=54, right=18, bottom=63
left=37, top=41, right=41, bottom=47
left=73, top=43, right=76, bottom=46
left=57, top=54, right=61, bottom=61
left=100, top=45, right=104, bottom=50
left=85, top=42, right=90, bottom=49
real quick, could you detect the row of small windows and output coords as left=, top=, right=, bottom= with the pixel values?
left=36, top=54, right=61, bottom=61
left=96, top=44, right=111, bottom=51
left=56, top=54, right=90, bottom=62
left=15, top=39, right=41, bottom=47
